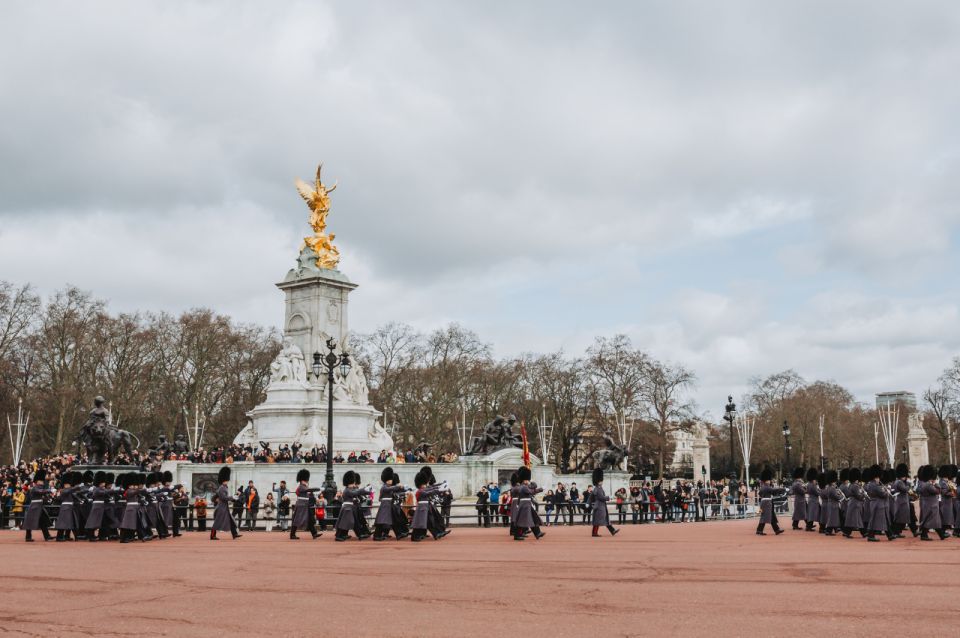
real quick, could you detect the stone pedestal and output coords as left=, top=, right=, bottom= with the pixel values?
left=907, top=413, right=929, bottom=470
left=233, top=246, right=393, bottom=453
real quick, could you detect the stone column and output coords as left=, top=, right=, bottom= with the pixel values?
left=907, top=412, right=929, bottom=470
left=691, top=423, right=711, bottom=483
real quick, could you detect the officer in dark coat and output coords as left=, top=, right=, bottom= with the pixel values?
left=23, top=469, right=53, bottom=542
left=917, top=465, right=945, bottom=540
left=864, top=465, right=893, bottom=542
left=842, top=468, right=866, bottom=538
left=76, top=470, right=95, bottom=539
left=513, top=466, right=546, bottom=540
left=211, top=465, right=240, bottom=540
left=891, top=464, right=916, bottom=538
left=755, top=467, right=785, bottom=535
left=804, top=468, right=820, bottom=532
left=335, top=470, right=367, bottom=541
left=590, top=468, right=618, bottom=537
left=789, top=467, right=806, bottom=529
left=838, top=468, right=850, bottom=529
left=423, top=467, right=448, bottom=539
left=289, top=468, right=321, bottom=540
left=373, top=467, right=408, bottom=541
left=54, top=472, right=83, bottom=541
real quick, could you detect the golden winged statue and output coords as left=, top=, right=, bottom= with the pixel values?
left=295, top=163, right=341, bottom=269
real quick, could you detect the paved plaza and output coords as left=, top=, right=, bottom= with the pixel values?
left=1, top=520, right=957, bottom=637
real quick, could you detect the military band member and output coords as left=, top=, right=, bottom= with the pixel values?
left=864, top=465, right=893, bottom=542
left=289, top=468, right=322, bottom=540
left=54, top=472, right=83, bottom=542
left=821, top=470, right=842, bottom=535
left=789, top=467, right=806, bottom=530
left=937, top=465, right=956, bottom=536
left=838, top=468, right=850, bottom=529
left=76, top=470, right=95, bottom=539
left=755, top=467, right=785, bottom=535
left=842, top=468, right=866, bottom=538
left=23, top=469, right=53, bottom=542
left=411, top=469, right=446, bottom=541
left=373, top=467, right=408, bottom=541
left=917, top=465, right=945, bottom=541
left=804, top=468, right=820, bottom=532
left=423, top=467, right=448, bottom=539
left=211, top=466, right=241, bottom=540
left=891, top=464, right=916, bottom=538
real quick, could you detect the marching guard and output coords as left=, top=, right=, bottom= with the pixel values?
left=864, top=465, right=893, bottom=542
left=23, top=469, right=53, bottom=542
left=289, top=468, right=322, bottom=539
left=804, top=468, right=820, bottom=532
left=411, top=469, right=447, bottom=541
left=54, top=472, right=83, bottom=542
left=917, top=465, right=945, bottom=540
left=755, top=467, right=785, bottom=535
left=373, top=467, right=409, bottom=541
left=842, top=468, right=866, bottom=538
left=821, top=470, right=842, bottom=535
left=84, top=471, right=113, bottom=541
left=937, top=465, right=956, bottom=536
left=334, top=470, right=367, bottom=542
left=210, top=466, right=241, bottom=540
left=513, top=466, right=546, bottom=540
left=789, top=467, right=806, bottom=530
left=588, top=468, right=616, bottom=538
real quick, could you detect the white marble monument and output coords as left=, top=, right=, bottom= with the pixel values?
left=906, top=411, right=929, bottom=470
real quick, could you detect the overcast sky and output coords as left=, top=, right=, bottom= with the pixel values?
left=1, top=2, right=958, bottom=417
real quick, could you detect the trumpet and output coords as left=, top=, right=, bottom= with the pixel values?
left=948, top=480, right=958, bottom=498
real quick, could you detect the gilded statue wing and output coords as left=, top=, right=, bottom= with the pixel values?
left=295, top=178, right=316, bottom=203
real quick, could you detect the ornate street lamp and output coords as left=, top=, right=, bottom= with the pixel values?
left=782, top=420, right=791, bottom=470
left=723, top=396, right=737, bottom=476
left=312, top=337, right=351, bottom=501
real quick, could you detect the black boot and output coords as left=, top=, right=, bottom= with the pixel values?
left=607, top=525, right=619, bottom=536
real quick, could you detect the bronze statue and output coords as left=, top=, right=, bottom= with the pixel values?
left=78, top=396, right=139, bottom=464
left=465, top=414, right=523, bottom=456
left=590, top=432, right=628, bottom=470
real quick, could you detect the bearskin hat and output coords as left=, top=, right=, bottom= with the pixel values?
left=922, top=465, right=937, bottom=481
left=817, top=472, right=826, bottom=486
left=93, top=471, right=106, bottom=485
left=592, top=467, right=603, bottom=486
left=162, top=471, right=173, bottom=484
left=296, top=469, right=310, bottom=483
left=414, top=470, right=426, bottom=488
left=824, top=469, right=838, bottom=485
left=805, top=467, right=818, bottom=482
left=518, top=466, right=532, bottom=482
left=760, top=467, right=773, bottom=482
left=848, top=467, right=861, bottom=482
left=82, top=470, right=95, bottom=484
left=139, top=473, right=150, bottom=485
left=861, top=466, right=875, bottom=482
left=895, top=463, right=909, bottom=479
left=105, top=472, right=115, bottom=485
left=421, top=466, right=434, bottom=480
left=33, top=469, right=47, bottom=483
left=839, top=468, right=849, bottom=483
left=951, top=464, right=959, bottom=479
left=509, top=471, right=519, bottom=487
left=792, top=467, right=805, bottom=480
left=938, top=464, right=950, bottom=479
left=343, top=470, right=354, bottom=486
left=217, top=465, right=231, bottom=483
left=883, top=468, right=896, bottom=483
left=381, top=467, right=394, bottom=483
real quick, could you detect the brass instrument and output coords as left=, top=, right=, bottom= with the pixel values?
left=948, top=480, right=958, bottom=498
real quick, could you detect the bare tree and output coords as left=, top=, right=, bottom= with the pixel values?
left=639, top=359, right=695, bottom=479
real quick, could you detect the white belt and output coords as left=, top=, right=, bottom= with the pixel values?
left=760, top=498, right=772, bottom=501
left=297, top=497, right=310, bottom=501
left=125, top=503, right=138, bottom=508
left=518, top=498, right=532, bottom=502
left=61, top=502, right=73, bottom=506
left=341, top=503, right=354, bottom=507
left=92, top=501, right=104, bottom=504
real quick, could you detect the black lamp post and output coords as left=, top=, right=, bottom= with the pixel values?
left=312, top=337, right=351, bottom=502
left=723, top=396, right=737, bottom=476
left=782, top=420, right=791, bottom=470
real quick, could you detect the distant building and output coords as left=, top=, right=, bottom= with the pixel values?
left=669, top=429, right=694, bottom=472
left=876, top=391, right=917, bottom=412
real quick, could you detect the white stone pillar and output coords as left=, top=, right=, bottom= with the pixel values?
left=691, top=423, right=711, bottom=484
left=907, top=412, right=929, bottom=470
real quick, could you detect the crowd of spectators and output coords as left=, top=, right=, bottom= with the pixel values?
left=165, top=443, right=460, bottom=465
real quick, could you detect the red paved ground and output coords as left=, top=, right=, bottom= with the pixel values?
left=1, top=520, right=958, bottom=637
